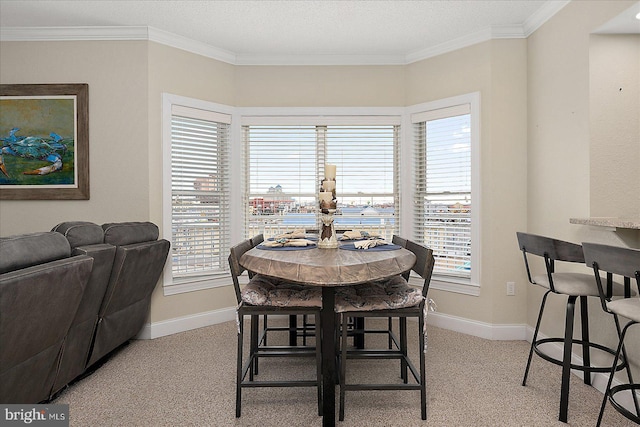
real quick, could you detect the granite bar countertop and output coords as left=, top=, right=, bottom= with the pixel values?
left=570, top=217, right=640, bottom=230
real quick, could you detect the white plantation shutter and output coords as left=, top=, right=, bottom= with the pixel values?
left=413, top=104, right=472, bottom=280
left=243, top=117, right=400, bottom=240
left=170, top=105, right=231, bottom=282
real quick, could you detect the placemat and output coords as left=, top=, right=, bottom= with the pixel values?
left=267, top=236, right=318, bottom=241
left=257, top=243, right=317, bottom=251
left=338, top=243, right=402, bottom=251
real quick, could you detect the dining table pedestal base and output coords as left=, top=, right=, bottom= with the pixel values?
left=321, top=286, right=336, bottom=426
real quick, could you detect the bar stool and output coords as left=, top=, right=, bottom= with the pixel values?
left=335, top=239, right=435, bottom=420
left=229, top=238, right=323, bottom=418
left=516, top=232, right=630, bottom=423
left=582, top=242, right=640, bottom=426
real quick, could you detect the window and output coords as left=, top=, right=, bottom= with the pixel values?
left=242, top=115, right=400, bottom=240
left=162, top=94, right=231, bottom=295
left=411, top=93, right=479, bottom=289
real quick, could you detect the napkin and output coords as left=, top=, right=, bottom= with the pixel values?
left=262, top=238, right=316, bottom=248
left=340, top=230, right=381, bottom=240
left=275, top=229, right=307, bottom=239
left=353, top=239, right=389, bottom=249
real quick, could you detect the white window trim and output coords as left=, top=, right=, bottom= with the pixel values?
left=160, top=101, right=480, bottom=297
left=235, top=103, right=407, bottom=130
left=239, top=106, right=405, bottom=239
left=161, top=93, right=235, bottom=295
left=404, top=92, right=481, bottom=295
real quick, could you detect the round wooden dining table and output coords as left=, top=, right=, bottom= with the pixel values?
left=239, top=243, right=416, bottom=427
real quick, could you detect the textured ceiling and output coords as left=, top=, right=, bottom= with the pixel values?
left=3, top=1, right=637, bottom=64
left=0, top=0, right=562, bottom=60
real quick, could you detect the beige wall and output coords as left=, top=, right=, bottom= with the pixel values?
left=527, top=0, right=639, bottom=377
left=589, top=34, right=640, bottom=218
left=146, top=42, right=237, bottom=323
left=407, top=39, right=529, bottom=325
left=0, top=41, right=150, bottom=235
left=1, top=3, right=637, bottom=383
left=0, top=36, right=545, bottom=331
left=235, top=65, right=405, bottom=107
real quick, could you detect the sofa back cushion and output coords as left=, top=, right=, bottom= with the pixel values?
left=52, top=221, right=104, bottom=248
left=102, top=222, right=159, bottom=246
left=0, top=232, right=71, bottom=275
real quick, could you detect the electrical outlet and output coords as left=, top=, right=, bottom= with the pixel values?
left=506, top=281, right=516, bottom=296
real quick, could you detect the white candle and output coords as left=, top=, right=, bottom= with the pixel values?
left=322, top=179, right=336, bottom=192
left=325, top=164, right=336, bottom=180
left=319, top=191, right=333, bottom=204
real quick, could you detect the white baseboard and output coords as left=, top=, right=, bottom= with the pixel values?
left=425, top=311, right=528, bottom=341
left=135, top=306, right=636, bottom=414
left=136, top=306, right=236, bottom=339
left=138, top=306, right=528, bottom=342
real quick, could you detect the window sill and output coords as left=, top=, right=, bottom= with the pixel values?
left=409, top=275, right=480, bottom=296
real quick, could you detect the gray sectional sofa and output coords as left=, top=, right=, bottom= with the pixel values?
left=0, top=222, right=170, bottom=404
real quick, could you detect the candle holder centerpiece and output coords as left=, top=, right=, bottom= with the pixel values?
left=318, top=165, right=338, bottom=249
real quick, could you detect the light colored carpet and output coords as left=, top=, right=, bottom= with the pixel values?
left=54, top=318, right=636, bottom=426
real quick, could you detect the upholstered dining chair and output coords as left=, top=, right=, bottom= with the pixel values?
left=335, top=238, right=434, bottom=421
left=229, top=238, right=323, bottom=417
left=516, top=232, right=630, bottom=423
left=582, top=242, right=640, bottom=426
left=338, top=235, right=410, bottom=351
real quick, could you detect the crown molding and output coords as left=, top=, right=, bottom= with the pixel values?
left=522, top=0, right=571, bottom=36
left=0, top=25, right=239, bottom=64
left=491, top=24, right=527, bottom=39
left=404, top=27, right=494, bottom=64
left=404, top=0, right=571, bottom=64
left=0, top=26, right=149, bottom=41
left=0, top=1, right=570, bottom=66
left=147, top=27, right=237, bottom=64
left=235, top=53, right=407, bottom=66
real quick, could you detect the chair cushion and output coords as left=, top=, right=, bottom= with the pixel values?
left=532, top=272, right=630, bottom=297
left=241, top=275, right=322, bottom=308
left=607, top=298, right=640, bottom=323
left=335, top=275, right=423, bottom=313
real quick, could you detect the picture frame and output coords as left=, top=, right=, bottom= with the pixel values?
left=0, top=83, right=89, bottom=200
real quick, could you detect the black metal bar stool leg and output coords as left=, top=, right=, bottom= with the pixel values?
left=559, top=295, right=577, bottom=423
left=289, top=315, right=297, bottom=346
left=523, top=290, right=551, bottom=386
left=250, top=315, right=259, bottom=378
left=236, top=315, right=244, bottom=418
left=580, top=296, right=592, bottom=386
left=597, top=322, right=629, bottom=426
left=419, top=312, right=427, bottom=420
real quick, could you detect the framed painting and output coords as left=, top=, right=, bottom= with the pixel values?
left=0, top=83, right=89, bottom=200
